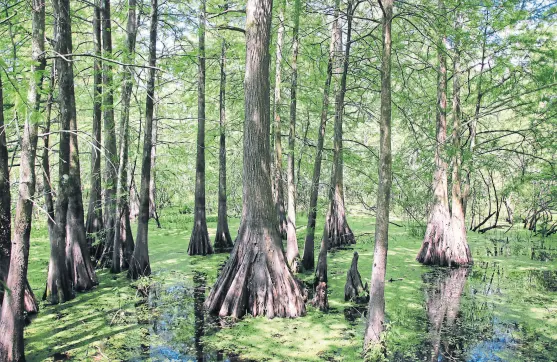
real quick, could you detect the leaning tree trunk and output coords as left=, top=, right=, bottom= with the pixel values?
left=112, top=0, right=139, bottom=273
left=447, top=13, right=472, bottom=267
left=416, top=0, right=451, bottom=266
left=86, top=0, right=104, bottom=262
left=214, top=39, right=234, bottom=253
left=204, top=0, right=306, bottom=318
left=272, top=0, right=288, bottom=238
left=302, top=0, right=340, bottom=271
left=0, top=1, right=45, bottom=359
left=128, top=0, right=157, bottom=280
left=364, top=0, right=393, bottom=353
left=188, top=0, right=213, bottom=256
left=100, top=0, right=119, bottom=266
left=325, top=0, right=355, bottom=249
left=285, top=0, right=302, bottom=270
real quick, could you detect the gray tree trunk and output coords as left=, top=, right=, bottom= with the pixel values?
left=204, top=0, right=305, bottom=318
left=128, top=0, right=158, bottom=280
left=364, top=0, right=393, bottom=353
left=188, top=0, right=213, bottom=256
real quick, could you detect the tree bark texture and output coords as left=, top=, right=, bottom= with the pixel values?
left=302, top=0, right=340, bottom=271
left=86, top=0, right=104, bottom=262
left=128, top=0, right=157, bottom=280
left=204, top=0, right=306, bottom=318
left=344, top=251, right=367, bottom=302
left=364, top=0, right=393, bottom=352
left=325, top=0, right=355, bottom=249
left=0, top=1, right=45, bottom=359
left=214, top=39, right=234, bottom=253
left=416, top=0, right=452, bottom=267
left=286, top=0, right=302, bottom=270
left=112, top=0, right=138, bottom=273
left=101, top=0, right=119, bottom=265
left=0, top=74, right=11, bottom=304
left=188, top=0, right=213, bottom=256
left=272, top=0, right=288, bottom=239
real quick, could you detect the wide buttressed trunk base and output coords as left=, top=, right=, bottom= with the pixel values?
left=417, top=204, right=472, bottom=267
left=311, top=282, right=328, bottom=311
left=205, top=224, right=306, bottom=319
left=213, top=223, right=233, bottom=253
left=188, top=221, right=213, bottom=256
left=325, top=208, right=355, bottom=249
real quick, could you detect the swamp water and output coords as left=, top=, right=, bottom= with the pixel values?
left=23, top=222, right=556, bottom=361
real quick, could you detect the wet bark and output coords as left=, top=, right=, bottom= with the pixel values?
left=0, top=1, right=45, bottom=359
left=272, top=0, right=288, bottom=238
left=128, top=0, right=157, bottom=280
left=112, top=0, right=138, bottom=273
left=325, top=0, right=355, bottom=249
left=214, top=40, right=233, bottom=253
left=364, top=0, right=393, bottom=352
left=188, top=0, right=212, bottom=256
left=301, top=0, right=340, bottom=271
left=344, top=251, right=367, bottom=302
left=86, top=0, right=104, bottom=262
left=416, top=0, right=451, bottom=267
left=100, top=0, right=119, bottom=266
left=448, top=15, right=472, bottom=266
left=204, top=0, right=306, bottom=318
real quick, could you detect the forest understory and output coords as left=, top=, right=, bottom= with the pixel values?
left=23, top=211, right=557, bottom=362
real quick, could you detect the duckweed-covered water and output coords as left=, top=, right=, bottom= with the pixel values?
left=23, top=217, right=556, bottom=361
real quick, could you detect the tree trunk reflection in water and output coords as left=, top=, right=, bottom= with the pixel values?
left=423, top=268, right=468, bottom=362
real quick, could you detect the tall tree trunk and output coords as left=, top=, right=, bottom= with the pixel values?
left=101, top=0, right=119, bottom=265
left=128, top=0, right=157, bottom=280
left=272, top=0, right=288, bottom=238
left=286, top=0, right=302, bottom=270
left=112, top=0, right=138, bottom=273
left=448, top=12, right=472, bottom=266
left=301, top=0, right=340, bottom=271
left=86, top=0, right=104, bottom=262
left=46, top=0, right=92, bottom=304
left=416, top=0, right=451, bottom=266
left=0, top=0, right=45, bottom=359
left=325, top=0, right=355, bottom=249
left=0, top=74, right=11, bottom=302
left=214, top=39, right=234, bottom=253
left=204, top=0, right=306, bottom=318
left=149, top=107, right=160, bottom=228
left=188, top=0, right=212, bottom=256
left=364, top=0, right=393, bottom=352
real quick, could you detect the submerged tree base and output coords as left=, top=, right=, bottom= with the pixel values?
left=188, top=222, right=213, bottom=256
left=205, top=224, right=306, bottom=318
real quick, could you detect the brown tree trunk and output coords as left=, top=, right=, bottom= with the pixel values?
left=86, top=0, right=104, bottom=262
left=313, top=211, right=329, bottom=311
left=112, top=0, right=138, bottom=273
left=0, top=74, right=11, bottom=308
left=325, top=0, right=355, bottom=249
left=204, top=0, right=305, bottom=318
left=416, top=0, right=451, bottom=266
left=364, top=0, right=393, bottom=352
left=344, top=251, right=366, bottom=302
left=286, top=0, right=302, bottom=270
left=0, top=1, right=45, bottom=359
left=45, top=0, right=84, bottom=304
left=100, top=0, right=119, bottom=266
left=448, top=14, right=472, bottom=266
left=149, top=105, right=160, bottom=228
left=214, top=39, right=234, bottom=253
left=188, top=0, right=212, bottom=256
left=272, top=0, right=288, bottom=239
left=301, top=0, right=340, bottom=271
left=128, top=0, right=157, bottom=280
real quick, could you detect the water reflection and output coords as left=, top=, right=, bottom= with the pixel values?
left=423, top=268, right=468, bottom=362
